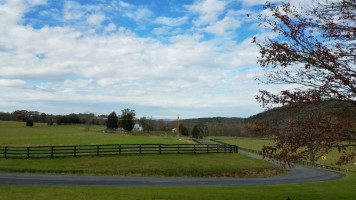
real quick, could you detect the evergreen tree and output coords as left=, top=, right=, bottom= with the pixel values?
left=26, top=119, right=34, bottom=127
left=120, top=108, right=136, bottom=132
left=107, top=112, right=118, bottom=130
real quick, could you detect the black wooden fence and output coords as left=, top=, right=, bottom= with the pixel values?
left=0, top=144, right=238, bottom=158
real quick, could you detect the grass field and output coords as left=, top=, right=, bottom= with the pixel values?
left=210, top=137, right=356, bottom=171
left=0, top=173, right=355, bottom=200
left=0, top=121, right=286, bottom=178
left=0, top=121, right=189, bottom=146
left=0, top=154, right=286, bottom=178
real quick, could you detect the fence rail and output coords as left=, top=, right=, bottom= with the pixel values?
left=0, top=144, right=238, bottom=159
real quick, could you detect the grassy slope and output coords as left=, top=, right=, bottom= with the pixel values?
left=212, top=137, right=356, bottom=171
left=0, top=173, right=355, bottom=200
left=0, top=154, right=285, bottom=178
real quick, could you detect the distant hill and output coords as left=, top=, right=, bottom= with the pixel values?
left=245, top=100, right=355, bottom=126
left=176, top=100, right=355, bottom=137
left=181, top=117, right=245, bottom=124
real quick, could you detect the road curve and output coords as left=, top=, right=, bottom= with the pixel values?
left=0, top=149, right=344, bottom=187
left=0, top=165, right=344, bottom=187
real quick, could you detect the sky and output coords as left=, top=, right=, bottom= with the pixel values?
left=0, top=0, right=307, bottom=119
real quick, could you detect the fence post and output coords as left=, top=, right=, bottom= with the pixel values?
left=207, top=144, right=209, bottom=153
left=118, top=144, right=121, bottom=155
left=139, top=144, right=142, bottom=154
left=159, top=144, right=162, bottom=154
left=4, top=146, right=7, bottom=158
left=73, top=146, right=77, bottom=157
left=97, top=145, right=100, bottom=156
left=27, top=146, right=30, bottom=158
left=216, top=144, right=219, bottom=153
left=178, top=144, right=180, bottom=153
left=193, top=144, right=196, bottom=154
left=51, top=146, right=54, bottom=158
left=224, top=145, right=226, bottom=153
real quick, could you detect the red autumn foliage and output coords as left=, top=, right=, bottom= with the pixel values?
left=253, top=0, right=355, bottom=167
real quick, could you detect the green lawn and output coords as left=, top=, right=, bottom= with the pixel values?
left=0, top=121, right=189, bottom=146
left=211, top=137, right=356, bottom=171
left=0, top=173, right=355, bottom=200
left=0, top=153, right=286, bottom=178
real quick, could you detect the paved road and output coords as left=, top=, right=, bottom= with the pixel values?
left=0, top=151, right=344, bottom=187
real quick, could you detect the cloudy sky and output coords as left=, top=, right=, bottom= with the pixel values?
left=0, top=0, right=305, bottom=119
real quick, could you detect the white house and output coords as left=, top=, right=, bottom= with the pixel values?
left=133, top=123, right=143, bottom=131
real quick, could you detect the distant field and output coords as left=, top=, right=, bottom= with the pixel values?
left=212, top=137, right=273, bottom=151
left=0, top=121, right=189, bottom=146
left=210, top=136, right=356, bottom=171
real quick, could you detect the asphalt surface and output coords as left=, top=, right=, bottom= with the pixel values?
left=0, top=165, right=344, bottom=187
left=0, top=152, right=344, bottom=187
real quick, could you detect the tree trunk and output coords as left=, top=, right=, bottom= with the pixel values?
left=308, top=143, right=316, bottom=166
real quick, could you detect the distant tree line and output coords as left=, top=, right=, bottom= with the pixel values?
left=0, top=110, right=106, bottom=126
left=0, top=110, right=260, bottom=137
left=0, top=110, right=48, bottom=123
left=177, top=117, right=260, bottom=138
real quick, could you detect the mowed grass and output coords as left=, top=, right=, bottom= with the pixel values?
left=0, top=153, right=286, bottom=178
left=0, top=173, right=355, bottom=200
left=0, top=121, right=286, bottom=178
left=0, top=121, right=189, bottom=146
left=213, top=137, right=356, bottom=171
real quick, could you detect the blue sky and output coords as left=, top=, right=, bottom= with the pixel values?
left=0, top=0, right=304, bottom=119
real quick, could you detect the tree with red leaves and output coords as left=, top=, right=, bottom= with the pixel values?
left=253, top=0, right=355, bottom=167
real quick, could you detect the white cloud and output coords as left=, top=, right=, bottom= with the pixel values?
left=105, top=23, right=117, bottom=32
left=117, top=0, right=134, bottom=9
left=63, top=1, right=85, bottom=20
left=63, top=79, right=93, bottom=88
left=134, top=7, right=153, bottom=21
left=0, top=19, right=262, bottom=115
left=153, top=16, right=188, bottom=26
left=87, top=14, right=105, bottom=26
left=236, top=0, right=272, bottom=7
left=185, top=0, right=227, bottom=26
left=204, top=10, right=242, bottom=35
left=152, top=27, right=183, bottom=36
left=27, top=0, right=47, bottom=6
left=0, top=79, right=28, bottom=87
left=0, top=0, right=286, bottom=118
left=0, top=0, right=28, bottom=25
left=114, top=0, right=153, bottom=22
